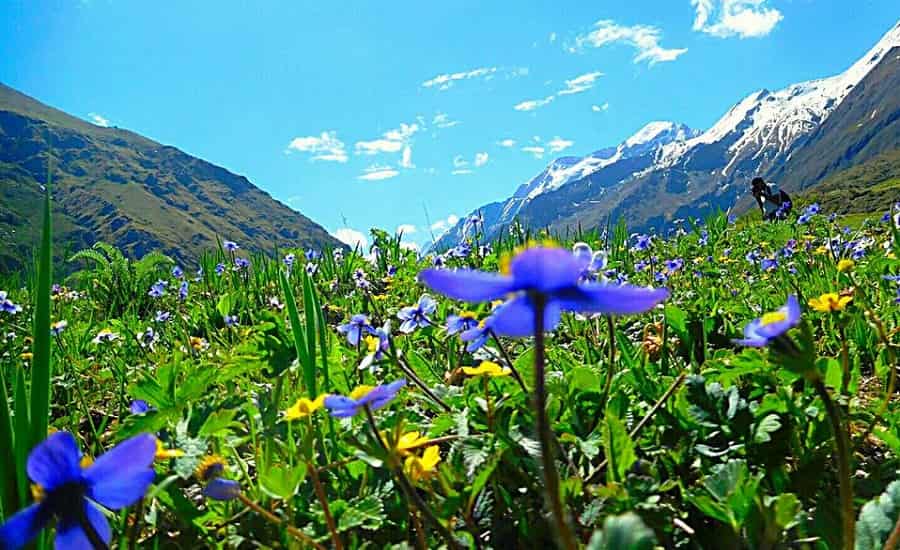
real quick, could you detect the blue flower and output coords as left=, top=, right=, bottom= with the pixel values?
left=202, top=478, right=241, bottom=501
left=50, top=320, right=68, bottom=336
left=284, top=253, right=296, bottom=269
left=445, top=312, right=479, bottom=335
left=460, top=318, right=493, bottom=352
left=632, top=234, right=652, bottom=251
left=148, top=281, right=166, bottom=298
left=178, top=281, right=189, bottom=301
left=664, top=258, right=684, bottom=273
left=171, top=266, right=183, bottom=279
left=0, top=432, right=156, bottom=550
left=323, top=379, right=407, bottom=418
left=305, top=248, right=320, bottom=261
left=386, top=264, right=397, bottom=277
left=224, top=315, right=239, bottom=327
left=733, top=296, right=801, bottom=347
left=215, top=263, right=226, bottom=276
left=761, top=258, right=778, bottom=271
left=129, top=400, right=152, bottom=415
left=234, top=258, right=251, bottom=270
left=0, top=290, right=22, bottom=315
left=805, top=203, right=820, bottom=215
left=419, top=246, right=669, bottom=337
left=154, top=310, right=171, bottom=323
left=397, top=295, right=437, bottom=333
left=337, top=314, right=376, bottom=346
left=306, top=263, right=318, bottom=276
left=797, top=213, right=811, bottom=224
left=223, top=241, right=239, bottom=252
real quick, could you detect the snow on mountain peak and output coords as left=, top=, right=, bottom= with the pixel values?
left=657, top=20, right=900, bottom=173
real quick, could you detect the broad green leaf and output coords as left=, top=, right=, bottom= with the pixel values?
left=753, top=414, right=782, bottom=443
left=587, top=512, right=656, bottom=550
left=337, top=495, right=385, bottom=532
left=260, top=464, right=306, bottom=500
left=602, top=412, right=636, bottom=484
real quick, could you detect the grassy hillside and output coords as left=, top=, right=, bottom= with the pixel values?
left=799, top=148, right=900, bottom=215
left=0, top=83, right=341, bottom=273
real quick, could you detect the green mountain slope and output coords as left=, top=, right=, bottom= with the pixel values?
left=0, top=83, right=340, bottom=272
left=798, top=148, right=900, bottom=215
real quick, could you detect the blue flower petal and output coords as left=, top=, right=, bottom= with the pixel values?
left=418, top=269, right=516, bottom=302
left=489, top=296, right=561, bottom=337
left=202, top=478, right=241, bottom=501
left=0, top=503, right=50, bottom=550
left=556, top=284, right=669, bottom=315
left=83, top=434, right=156, bottom=509
left=362, top=379, right=406, bottom=411
left=324, top=395, right=361, bottom=417
left=54, top=502, right=111, bottom=550
left=509, top=247, right=581, bottom=292
left=27, top=432, right=81, bottom=491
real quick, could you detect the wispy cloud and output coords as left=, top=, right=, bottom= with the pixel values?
left=432, top=113, right=461, bottom=128
left=514, top=95, right=555, bottom=112
left=358, top=164, right=400, bottom=181
left=571, top=20, right=687, bottom=65
left=355, top=123, right=420, bottom=155
left=399, top=146, right=414, bottom=168
left=498, top=139, right=517, bottom=147
left=521, top=146, right=545, bottom=159
left=333, top=228, right=368, bottom=249
left=547, top=137, right=574, bottom=153
left=421, top=67, right=497, bottom=90
left=557, top=71, right=604, bottom=96
left=474, top=152, right=489, bottom=167
left=430, top=214, right=460, bottom=232
left=396, top=224, right=417, bottom=235
left=421, top=66, right=528, bottom=91
left=592, top=102, right=610, bottom=112
left=451, top=169, right=474, bottom=176
left=691, top=0, right=783, bottom=38
left=549, top=32, right=557, bottom=43
left=286, top=131, right=348, bottom=162
left=88, top=113, right=109, bottom=127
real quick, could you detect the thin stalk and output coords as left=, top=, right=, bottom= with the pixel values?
left=531, top=293, right=578, bottom=550
left=600, top=316, right=616, bottom=410
left=489, top=330, right=529, bottom=393
left=362, top=406, right=460, bottom=549
left=308, top=459, right=342, bottom=550
left=814, top=380, right=854, bottom=550
left=237, top=493, right=327, bottom=550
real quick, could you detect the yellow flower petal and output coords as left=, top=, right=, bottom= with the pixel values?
left=837, top=259, right=855, bottom=273
left=461, top=361, right=511, bottom=378
left=284, top=394, right=328, bottom=420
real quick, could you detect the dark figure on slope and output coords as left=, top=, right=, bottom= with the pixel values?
left=751, top=177, right=792, bottom=221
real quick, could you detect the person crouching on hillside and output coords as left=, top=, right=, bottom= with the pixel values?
left=751, top=177, right=792, bottom=221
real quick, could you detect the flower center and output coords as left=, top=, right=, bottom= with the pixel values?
left=760, top=311, right=786, bottom=326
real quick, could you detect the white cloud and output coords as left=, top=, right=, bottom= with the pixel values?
left=514, top=95, right=555, bottom=111
left=547, top=137, right=574, bottom=153
left=521, top=146, right=545, bottom=159
left=400, top=241, right=420, bottom=252
left=430, top=214, right=460, bottom=232
left=451, top=169, right=473, bottom=176
left=572, top=20, right=687, bottom=65
left=452, top=155, right=469, bottom=169
left=592, top=102, right=610, bottom=112
left=333, top=228, right=368, bottom=249
left=396, top=224, right=417, bottom=235
left=498, top=139, right=516, bottom=147
left=421, top=67, right=498, bottom=90
left=88, top=113, right=109, bottom=127
left=358, top=165, right=400, bottom=181
left=691, top=0, right=783, bottom=38
left=400, top=146, right=414, bottom=168
left=549, top=32, right=557, bottom=43
left=474, top=152, right=489, bottom=167
left=432, top=113, right=461, bottom=128
left=286, top=131, right=348, bottom=163
left=355, top=123, right=420, bottom=156
left=557, top=71, right=604, bottom=96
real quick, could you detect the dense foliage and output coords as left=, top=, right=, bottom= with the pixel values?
left=2, top=199, right=900, bottom=549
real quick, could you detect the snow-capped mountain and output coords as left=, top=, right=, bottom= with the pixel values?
left=433, top=122, right=699, bottom=248
left=431, top=20, right=900, bottom=252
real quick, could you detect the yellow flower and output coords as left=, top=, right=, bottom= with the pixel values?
left=190, top=336, right=209, bottom=351
left=808, top=293, right=852, bottom=313
left=20, top=352, right=33, bottom=361
left=382, top=431, right=431, bottom=456
left=760, top=311, right=787, bottom=327
left=155, top=438, right=185, bottom=460
left=404, top=445, right=441, bottom=483
left=814, top=246, right=829, bottom=255
left=195, top=455, right=227, bottom=481
left=373, top=294, right=388, bottom=301
left=284, top=394, right=327, bottom=421
left=837, top=259, right=855, bottom=272
left=461, top=361, right=511, bottom=378
left=79, top=455, right=94, bottom=469
left=364, top=335, right=381, bottom=354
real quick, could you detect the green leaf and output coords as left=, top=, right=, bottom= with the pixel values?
left=855, top=479, right=900, bottom=550
left=198, top=409, right=241, bottom=438
left=602, top=412, right=636, bottom=484
left=260, top=464, right=307, bottom=500
left=13, top=368, right=29, bottom=509
left=514, top=347, right=535, bottom=391
left=587, top=512, right=656, bottom=550
left=216, top=293, right=235, bottom=319
left=280, top=271, right=315, bottom=396
left=30, top=181, right=52, bottom=451
left=337, top=494, right=385, bottom=532
left=569, top=366, right=602, bottom=393
left=753, top=414, right=782, bottom=444
left=0, top=376, right=17, bottom=520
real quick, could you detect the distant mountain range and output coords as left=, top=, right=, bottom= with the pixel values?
left=434, top=20, right=900, bottom=250
left=0, top=84, right=340, bottom=272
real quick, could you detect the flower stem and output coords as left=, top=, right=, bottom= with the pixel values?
left=600, top=316, right=616, bottom=411
left=237, top=493, right=327, bottom=550
left=489, top=330, right=529, bottom=394
left=362, top=406, right=461, bottom=549
left=531, top=293, right=578, bottom=550
left=308, top=458, right=343, bottom=550
left=813, top=379, right=854, bottom=550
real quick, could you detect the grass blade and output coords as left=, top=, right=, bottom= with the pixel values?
left=30, top=178, right=53, bottom=450
left=14, top=367, right=29, bottom=509
left=280, top=270, right=314, bottom=395
left=0, top=375, right=17, bottom=520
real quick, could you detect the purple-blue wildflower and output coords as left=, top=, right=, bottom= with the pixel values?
left=397, top=294, right=437, bottom=333
left=323, top=379, right=407, bottom=418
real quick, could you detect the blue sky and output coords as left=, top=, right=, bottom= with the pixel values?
left=2, top=1, right=897, bottom=249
